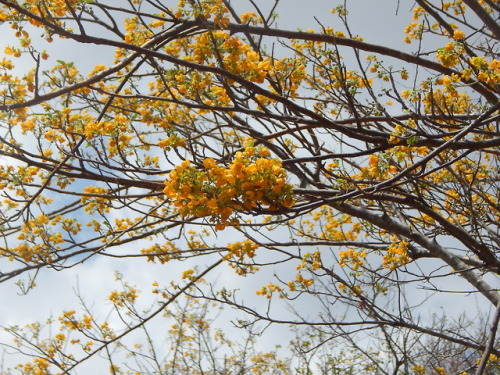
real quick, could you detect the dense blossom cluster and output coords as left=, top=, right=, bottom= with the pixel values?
left=163, top=146, right=294, bottom=230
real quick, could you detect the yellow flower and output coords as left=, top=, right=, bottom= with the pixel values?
left=151, top=20, right=165, bottom=28
left=203, top=158, right=216, bottom=169
left=453, top=30, right=465, bottom=40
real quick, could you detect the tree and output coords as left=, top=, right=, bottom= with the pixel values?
left=0, top=0, right=499, bottom=373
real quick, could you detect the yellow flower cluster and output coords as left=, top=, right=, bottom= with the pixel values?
left=209, top=0, right=230, bottom=28
left=239, top=11, right=258, bottom=24
left=436, top=44, right=459, bottom=67
left=227, top=239, right=258, bottom=259
left=338, top=248, right=367, bottom=270
left=0, top=9, right=8, bottom=22
left=256, top=283, right=283, bottom=299
left=308, top=206, right=362, bottom=241
left=422, top=88, right=473, bottom=114
left=13, top=0, right=80, bottom=22
left=109, top=287, right=138, bottom=307
left=296, top=251, right=322, bottom=271
left=163, top=147, right=294, bottom=230
left=141, top=241, right=180, bottom=263
left=58, top=310, right=93, bottom=331
left=466, top=57, right=500, bottom=87
left=123, top=16, right=150, bottom=45
left=442, top=1, right=466, bottom=15
left=181, top=268, right=196, bottom=280
left=16, top=358, right=50, bottom=375
left=411, top=364, right=426, bottom=374
left=403, top=22, right=423, bottom=43
left=250, top=352, right=289, bottom=374
left=12, top=214, right=66, bottom=263
left=189, top=31, right=272, bottom=84
left=294, top=273, right=314, bottom=288
left=382, top=236, right=410, bottom=270
left=158, top=135, right=186, bottom=150
left=226, top=239, right=259, bottom=275
left=347, top=160, right=389, bottom=184
left=81, top=186, right=110, bottom=214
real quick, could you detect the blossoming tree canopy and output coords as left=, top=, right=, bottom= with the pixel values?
left=0, top=0, right=499, bottom=373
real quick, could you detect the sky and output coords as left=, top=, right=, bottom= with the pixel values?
left=0, top=0, right=496, bottom=373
